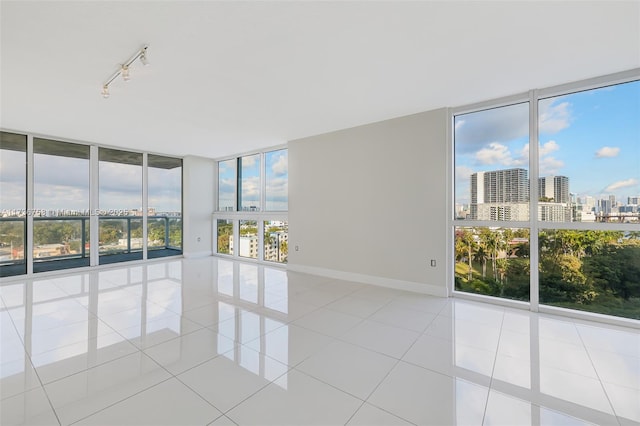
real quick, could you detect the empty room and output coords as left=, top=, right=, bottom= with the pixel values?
left=1, top=1, right=639, bottom=425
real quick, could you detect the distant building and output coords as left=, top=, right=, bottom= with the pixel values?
left=228, top=235, right=257, bottom=258
left=579, top=211, right=597, bottom=222
left=578, top=196, right=596, bottom=213
left=538, top=202, right=571, bottom=222
left=470, top=168, right=529, bottom=220
left=598, top=198, right=613, bottom=214
left=264, top=231, right=288, bottom=263
left=33, top=243, right=69, bottom=258
left=538, top=176, right=569, bottom=203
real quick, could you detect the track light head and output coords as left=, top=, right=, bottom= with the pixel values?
left=140, top=49, right=149, bottom=66
left=101, top=85, right=110, bottom=99
left=121, top=64, right=130, bottom=81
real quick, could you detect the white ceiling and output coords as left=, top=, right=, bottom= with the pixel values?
left=1, top=1, right=639, bottom=159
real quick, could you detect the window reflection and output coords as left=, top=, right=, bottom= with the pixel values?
left=216, top=259, right=234, bottom=296
left=444, top=303, right=625, bottom=424
left=2, top=262, right=185, bottom=384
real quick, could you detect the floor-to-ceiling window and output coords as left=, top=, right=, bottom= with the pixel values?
left=239, top=154, right=260, bottom=212
left=0, top=132, right=27, bottom=277
left=98, top=148, right=143, bottom=264
left=0, top=132, right=183, bottom=275
left=264, top=149, right=288, bottom=212
left=454, top=102, right=531, bottom=302
left=147, top=155, right=183, bottom=259
left=33, top=139, right=90, bottom=272
left=452, top=72, right=640, bottom=320
left=536, top=80, right=640, bottom=319
left=217, top=159, right=236, bottom=212
left=214, top=147, right=288, bottom=264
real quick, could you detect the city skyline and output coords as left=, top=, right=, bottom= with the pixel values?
left=455, top=80, right=640, bottom=208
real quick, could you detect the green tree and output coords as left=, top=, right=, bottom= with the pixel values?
left=584, top=245, right=640, bottom=301
left=148, top=222, right=165, bottom=245
left=473, top=242, right=489, bottom=279
left=481, top=228, right=505, bottom=282
left=504, top=258, right=530, bottom=299
left=459, top=230, right=476, bottom=281
left=540, top=253, right=595, bottom=304
left=218, top=234, right=230, bottom=254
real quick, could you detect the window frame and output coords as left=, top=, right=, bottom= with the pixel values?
left=449, top=68, right=640, bottom=326
left=213, top=145, right=288, bottom=265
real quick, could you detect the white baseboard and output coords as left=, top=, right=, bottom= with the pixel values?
left=287, top=264, right=447, bottom=298
left=182, top=251, right=213, bottom=259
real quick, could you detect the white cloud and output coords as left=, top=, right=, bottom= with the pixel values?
left=240, top=176, right=260, bottom=198
left=595, top=146, right=620, bottom=158
left=604, top=178, right=638, bottom=192
left=475, top=142, right=527, bottom=167
left=241, top=155, right=258, bottom=168
left=539, top=140, right=560, bottom=156
left=539, top=156, right=565, bottom=176
left=271, top=154, right=288, bottom=176
left=455, top=103, right=529, bottom=152
left=475, top=142, right=513, bottom=165
left=29, top=184, right=88, bottom=211
left=470, top=139, right=563, bottom=175
left=518, top=143, right=530, bottom=161
left=455, top=165, right=474, bottom=182
left=539, top=101, right=571, bottom=134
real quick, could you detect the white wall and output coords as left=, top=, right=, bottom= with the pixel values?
left=288, top=108, right=449, bottom=296
left=182, top=155, right=214, bottom=258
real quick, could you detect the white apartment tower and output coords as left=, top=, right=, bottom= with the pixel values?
left=470, top=168, right=529, bottom=220
left=538, top=176, right=569, bottom=203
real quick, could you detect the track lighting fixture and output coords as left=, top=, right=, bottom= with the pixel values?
left=101, top=45, right=149, bottom=98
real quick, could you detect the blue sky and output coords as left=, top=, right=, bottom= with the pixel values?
left=455, top=80, right=640, bottom=206
left=218, top=149, right=288, bottom=211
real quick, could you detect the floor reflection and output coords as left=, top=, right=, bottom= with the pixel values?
left=1, top=257, right=638, bottom=425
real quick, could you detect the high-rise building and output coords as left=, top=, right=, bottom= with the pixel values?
left=578, top=195, right=596, bottom=212
left=538, top=176, right=569, bottom=203
left=598, top=198, right=613, bottom=214
left=470, top=168, right=529, bottom=220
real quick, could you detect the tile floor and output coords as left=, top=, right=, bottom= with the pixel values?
left=1, top=257, right=639, bottom=425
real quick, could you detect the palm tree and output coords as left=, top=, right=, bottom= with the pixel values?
left=473, top=243, right=489, bottom=279
left=480, top=228, right=501, bottom=281
left=460, top=230, right=476, bottom=281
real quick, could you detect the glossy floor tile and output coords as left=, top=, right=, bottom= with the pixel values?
left=1, top=257, right=639, bottom=425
